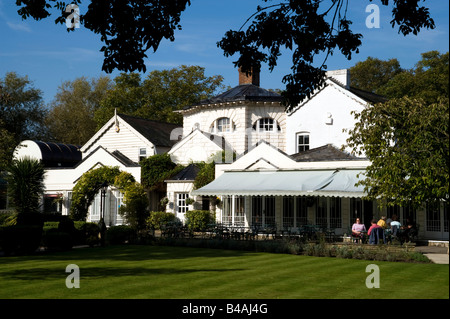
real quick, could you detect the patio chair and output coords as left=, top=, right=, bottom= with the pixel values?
left=369, top=227, right=386, bottom=244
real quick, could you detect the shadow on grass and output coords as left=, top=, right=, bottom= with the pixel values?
left=3, top=266, right=245, bottom=281
left=0, top=244, right=259, bottom=264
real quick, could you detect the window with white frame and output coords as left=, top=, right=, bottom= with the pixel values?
left=253, top=118, right=281, bottom=132
left=259, top=118, right=274, bottom=131
left=210, top=117, right=234, bottom=133
left=139, top=148, right=147, bottom=162
left=296, top=133, right=310, bottom=152
left=91, top=193, right=100, bottom=218
left=426, top=202, right=441, bottom=232
left=116, top=191, right=124, bottom=223
left=176, top=193, right=189, bottom=214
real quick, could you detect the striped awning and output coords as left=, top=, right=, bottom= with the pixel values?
left=192, top=169, right=367, bottom=198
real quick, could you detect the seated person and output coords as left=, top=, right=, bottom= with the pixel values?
left=377, top=216, right=387, bottom=229
left=403, top=218, right=418, bottom=242
left=351, top=218, right=366, bottom=242
left=390, top=216, right=402, bottom=237
left=368, top=219, right=385, bottom=244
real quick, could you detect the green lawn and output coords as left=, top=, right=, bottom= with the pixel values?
left=0, top=245, right=448, bottom=299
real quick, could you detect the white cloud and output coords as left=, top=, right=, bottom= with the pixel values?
left=6, top=21, right=32, bottom=32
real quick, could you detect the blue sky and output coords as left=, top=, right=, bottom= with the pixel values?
left=0, top=0, right=448, bottom=105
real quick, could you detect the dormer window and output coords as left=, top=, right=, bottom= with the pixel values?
left=253, top=118, right=281, bottom=132
left=210, top=117, right=234, bottom=133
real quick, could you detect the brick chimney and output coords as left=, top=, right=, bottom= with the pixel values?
left=238, top=67, right=260, bottom=86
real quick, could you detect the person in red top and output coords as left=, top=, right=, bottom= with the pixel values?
left=367, top=219, right=382, bottom=236
left=368, top=219, right=385, bottom=244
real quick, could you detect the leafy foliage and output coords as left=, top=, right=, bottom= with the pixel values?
left=94, top=65, right=224, bottom=128
left=349, top=57, right=403, bottom=93
left=6, top=157, right=45, bottom=214
left=118, top=182, right=148, bottom=230
left=70, top=166, right=135, bottom=220
left=193, top=161, right=215, bottom=190
left=346, top=51, right=449, bottom=208
left=14, top=1, right=435, bottom=109
left=218, top=0, right=435, bottom=109
left=185, top=210, right=214, bottom=232
left=351, top=51, right=449, bottom=104
left=140, top=154, right=184, bottom=191
left=0, top=72, right=48, bottom=168
left=146, top=211, right=178, bottom=230
left=377, top=51, right=449, bottom=104
left=45, top=76, right=112, bottom=145
left=346, top=97, right=449, bottom=208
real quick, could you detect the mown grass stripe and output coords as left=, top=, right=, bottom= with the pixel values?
left=0, top=245, right=448, bottom=299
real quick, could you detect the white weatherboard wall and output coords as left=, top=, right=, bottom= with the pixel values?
left=43, top=147, right=141, bottom=216
left=168, top=129, right=224, bottom=165
left=81, top=116, right=157, bottom=163
left=286, top=81, right=368, bottom=155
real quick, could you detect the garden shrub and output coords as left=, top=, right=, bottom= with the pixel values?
left=42, top=228, right=73, bottom=251
left=0, top=225, right=42, bottom=255
left=16, top=212, right=44, bottom=227
left=185, top=210, right=213, bottom=232
left=146, top=211, right=178, bottom=230
left=106, top=225, right=135, bottom=245
left=43, top=221, right=59, bottom=232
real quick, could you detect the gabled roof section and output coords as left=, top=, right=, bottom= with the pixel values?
left=327, top=77, right=388, bottom=104
left=169, top=128, right=226, bottom=154
left=347, top=86, right=388, bottom=105
left=74, top=146, right=139, bottom=169
left=182, top=84, right=282, bottom=111
left=111, top=150, right=140, bottom=167
left=81, top=113, right=181, bottom=153
left=165, top=164, right=200, bottom=182
left=291, top=144, right=364, bottom=162
left=117, top=113, right=180, bottom=148
left=288, top=77, right=388, bottom=116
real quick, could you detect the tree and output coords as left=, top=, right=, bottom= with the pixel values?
left=0, top=119, right=16, bottom=170
left=140, top=153, right=184, bottom=211
left=6, top=157, right=45, bottom=214
left=46, top=76, right=112, bottom=145
left=377, top=51, right=449, bottom=104
left=0, top=72, right=48, bottom=167
left=349, top=57, right=403, bottom=93
left=94, top=65, right=224, bottom=128
left=345, top=97, right=449, bottom=208
left=0, top=72, right=48, bottom=141
left=14, top=1, right=435, bottom=109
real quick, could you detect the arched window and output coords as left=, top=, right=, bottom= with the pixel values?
left=252, top=118, right=281, bottom=132
left=210, top=117, right=234, bottom=133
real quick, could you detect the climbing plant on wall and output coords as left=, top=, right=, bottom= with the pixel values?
left=70, top=166, right=144, bottom=221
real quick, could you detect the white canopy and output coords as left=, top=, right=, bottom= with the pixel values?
left=192, top=169, right=367, bottom=198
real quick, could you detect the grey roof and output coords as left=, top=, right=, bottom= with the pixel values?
left=118, top=113, right=181, bottom=147
left=183, top=84, right=282, bottom=110
left=111, top=150, right=139, bottom=167
left=166, top=164, right=200, bottom=181
left=291, top=144, right=364, bottom=162
left=348, top=86, right=388, bottom=104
